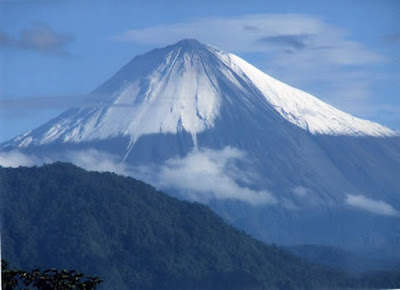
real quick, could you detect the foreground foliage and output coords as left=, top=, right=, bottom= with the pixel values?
left=1, top=259, right=102, bottom=289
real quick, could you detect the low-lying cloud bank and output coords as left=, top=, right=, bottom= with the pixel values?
left=0, top=150, right=49, bottom=168
left=2, top=148, right=398, bottom=214
left=345, top=194, right=399, bottom=217
left=66, top=149, right=127, bottom=175
left=0, top=147, right=275, bottom=206
left=0, top=149, right=125, bottom=174
left=135, top=147, right=276, bottom=206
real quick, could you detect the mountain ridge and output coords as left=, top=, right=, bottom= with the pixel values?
left=2, top=162, right=400, bottom=289
left=0, top=162, right=358, bottom=290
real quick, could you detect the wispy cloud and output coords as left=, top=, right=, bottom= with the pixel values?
left=135, top=147, right=277, bottom=206
left=2, top=149, right=399, bottom=215
left=0, top=150, right=49, bottom=167
left=0, top=23, right=74, bottom=55
left=0, top=149, right=125, bottom=174
left=0, top=147, right=276, bottom=206
left=345, top=194, right=399, bottom=217
left=114, top=14, right=383, bottom=65
left=384, top=32, right=400, bottom=44
left=289, top=186, right=332, bottom=207
left=292, top=186, right=309, bottom=197
left=257, top=34, right=312, bottom=52
left=66, top=149, right=127, bottom=175
left=0, top=95, right=85, bottom=113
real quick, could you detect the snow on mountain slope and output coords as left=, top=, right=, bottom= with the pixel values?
left=5, top=41, right=226, bottom=149
left=3, top=39, right=397, bottom=150
left=214, top=48, right=396, bottom=137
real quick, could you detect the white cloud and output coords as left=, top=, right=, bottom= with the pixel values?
left=0, top=147, right=275, bottom=206
left=345, top=194, right=399, bottom=217
left=292, top=186, right=309, bottom=197
left=114, top=14, right=383, bottom=66
left=0, top=149, right=125, bottom=175
left=290, top=186, right=331, bottom=207
left=0, top=150, right=47, bottom=167
left=135, top=147, right=276, bottom=206
left=0, top=23, right=74, bottom=55
left=4, top=149, right=399, bottom=215
left=66, top=149, right=127, bottom=175
left=0, top=95, right=87, bottom=113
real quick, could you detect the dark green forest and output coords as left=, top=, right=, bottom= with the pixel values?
left=1, top=163, right=399, bottom=289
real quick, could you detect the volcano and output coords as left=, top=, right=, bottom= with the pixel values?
left=2, top=39, right=400, bottom=256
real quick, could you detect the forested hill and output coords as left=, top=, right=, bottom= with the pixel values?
left=1, top=163, right=398, bottom=289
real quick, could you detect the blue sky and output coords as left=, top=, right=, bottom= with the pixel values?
left=0, top=0, right=399, bottom=142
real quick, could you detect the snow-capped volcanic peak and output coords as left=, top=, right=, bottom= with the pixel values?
left=5, top=39, right=397, bottom=149
left=12, top=40, right=227, bottom=148
left=93, top=40, right=223, bottom=146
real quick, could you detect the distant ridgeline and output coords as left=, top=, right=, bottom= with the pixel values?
left=1, top=163, right=399, bottom=290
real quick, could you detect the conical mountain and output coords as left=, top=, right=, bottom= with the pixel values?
left=2, top=39, right=400, bottom=256
left=3, top=39, right=396, bottom=151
